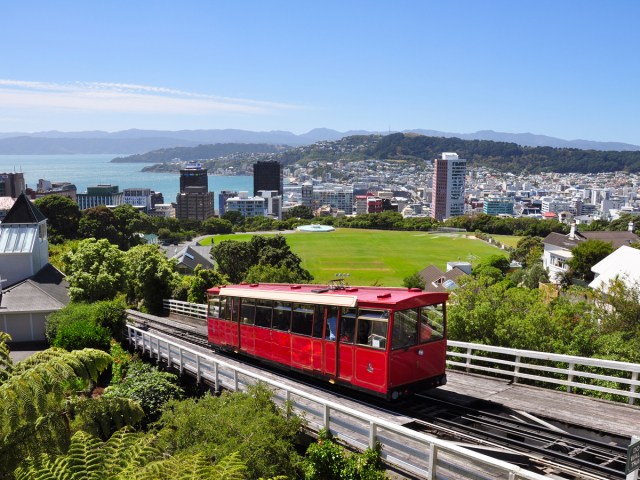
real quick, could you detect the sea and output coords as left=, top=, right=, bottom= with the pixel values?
left=0, top=154, right=253, bottom=210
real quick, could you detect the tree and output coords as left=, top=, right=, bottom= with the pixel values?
left=211, top=239, right=261, bottom=284
left=0, top=347, right=112, bottom=476
left=125, top=244, right=178, bottom=313
left=567, top=239, right=614, bottom=282
left=79, top=205, right=121, bottom=246
left=594, top=278, right=640, bottom=337
left=187, top=265, right=228, bottom=304
left=63, top=238, right=126, bottom=302
left=510, top=236, right=544, bottom=268
left=221, top=210, right=244, bottom=227
left=402, top=272, right=426, bottom=290
left=244, top=263, right=310, bottom=284
left=202, top=217, right=234, bottom=235
left=34, top=195, right=81, bottom=243
left=112, top=203, right=146, bottom=250
left=283, top=205, right=314, bottom=220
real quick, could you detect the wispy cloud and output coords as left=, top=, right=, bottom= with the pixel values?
left=0, top=79, right=302, bottom=115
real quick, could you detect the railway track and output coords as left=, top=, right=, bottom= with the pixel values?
left=130, top=312, right=630, bottom=480
left=399, top=395, right=628, bottom=479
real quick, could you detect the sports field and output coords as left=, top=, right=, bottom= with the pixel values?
left=205, top=228, right=506, bottom=287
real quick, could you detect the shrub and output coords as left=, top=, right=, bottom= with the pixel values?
left=46, top=302, right=96, bottom=344
left=104, top=361, right=183, bottom=422
left=94, top=299, right=128, bottom=340
left=53, top=319, right=111, bottom=351
left=109, top=339, right=133, bottom=384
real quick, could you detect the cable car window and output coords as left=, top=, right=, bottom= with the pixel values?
left=240, top=298, right=256, bottom=325
left=356, top=309, right=389, bottom=349
left=420, top=303, right=445, bottom=342
left=208, top=296, right=221, bottom=318
left=392, top=308, right=419, bottom=349
left=230, top=297, right=239, bottom=323
left=255, top=299, right=273, bottom=328
left=339, top=307, right=357, bottom=344
left=312, top=305, right=325, bottom=338
left=291, top=303, right=314, bottom=336
left=272, top=302, right=292, bottom=331
left=325, top=306, right=339, bottom=341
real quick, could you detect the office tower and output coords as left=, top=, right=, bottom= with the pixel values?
left=253, top=160, right=283, bottom=196
left=175, top=162, right=214, bottom=220
left=431, top=152, right=467, bottom=221
left=179, top=162, right=208, bottom=192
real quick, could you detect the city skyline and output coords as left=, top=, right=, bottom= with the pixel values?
left=2, top=1, right=639, bottom=145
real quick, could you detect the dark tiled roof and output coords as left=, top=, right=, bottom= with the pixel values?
left=544, top=230, right=639, bottom=250
left=172, top=245, right=214, bottom=271
left=418, top=264, right=468, bottom=293
left=582, top=231, right=640, bottom=249
left=1, top=264, right=68, bottom=312
left=2, top=193, right=47, bottom=224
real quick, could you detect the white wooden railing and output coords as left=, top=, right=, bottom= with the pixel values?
left=447, top=341, right=640, bottom=405
left=161, top=300, right=640, bottom=406
left=163, top=299, right=207, bottom=320
left=126, top=324, right=548, bottom=480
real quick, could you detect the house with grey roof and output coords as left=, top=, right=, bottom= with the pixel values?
left=0, top=193, right=69, bottom=342
left=418, top=264, right=468, bottom=293
left=542, top=223, right=639, bottom=282
left=170, top=245, right=215, bottom=274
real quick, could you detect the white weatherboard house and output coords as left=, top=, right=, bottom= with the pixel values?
left=0, top=194, right=69, bottom=342
left=589, top=245, right=640, bottom=292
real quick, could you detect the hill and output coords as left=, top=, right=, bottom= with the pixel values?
left=273, top=133, right=640, bottom=174
left=111, top=143, right=285, bottom=163
left=1, top=127, right=638, bottom=155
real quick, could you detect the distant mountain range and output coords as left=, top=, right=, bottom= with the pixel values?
left=0, top=128, right=638, bottom=155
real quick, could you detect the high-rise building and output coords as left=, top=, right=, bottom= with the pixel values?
left=175, top=163, right=214, bottom=221
left=431, top=152, right=467, bottom=221
left=253, top=161, right=282, bottom=196
left=179, top=162, right=208, bottom=193
left=0, top=172, right=26, bottom=198
left=225, top=191, right=266, bottom=218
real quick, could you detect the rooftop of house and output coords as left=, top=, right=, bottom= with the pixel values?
left=1, top=193, right=46, bottom=224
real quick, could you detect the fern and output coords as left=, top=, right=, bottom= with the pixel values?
left=0, top=331, right=13, bottom=384
left=212, top=452, right=249, bottom=480
left=0, top=348, right=112, bottom=477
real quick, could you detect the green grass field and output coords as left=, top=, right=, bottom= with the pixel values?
left=202, top=228, right=506, bottom=287
left=490, top=234, right=523, bottom=248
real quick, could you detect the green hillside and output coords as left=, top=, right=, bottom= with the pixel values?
left=207, top=229, right=505, bottom=286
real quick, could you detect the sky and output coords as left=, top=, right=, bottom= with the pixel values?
left=1, top=1, right=639, bottom=144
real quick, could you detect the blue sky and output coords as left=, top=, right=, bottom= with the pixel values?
left=1, top=1, right=639, bottom=144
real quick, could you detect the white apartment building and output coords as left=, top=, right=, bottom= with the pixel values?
left=226, top=191, right=266, bottom=218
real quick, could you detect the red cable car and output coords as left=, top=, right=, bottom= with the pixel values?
left=206, top=281, right=448, bottom=401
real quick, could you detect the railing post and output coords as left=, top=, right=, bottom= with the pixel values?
left=324, top=404, right=330, bottom=431
left=213, top=362, right=219, bottom=394
left=513, top=355, right=521, bottom=384
left=465, top=347, right=473, bottom=373
left=167, top=344, right=172, bottom=369
left=196, top=355, right=201, bottom=384
left=155, top=337, right=160, bottom=364
left=427, top=443, right=437, bottom=480
left=567, top=363, right=575, bottom=394
left=630, top=371, right=638, bottom=406
left=369, top=421, right=377, bottom=449
left=234, top=370, right=239, bottom=391
left=179, top=348, right=184, bottom=374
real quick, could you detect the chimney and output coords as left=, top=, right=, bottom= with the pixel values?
left=629, top=221, right=635, bottom=233
left=569, top=222, right=576, bottom=240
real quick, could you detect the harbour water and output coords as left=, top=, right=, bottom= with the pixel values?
left=0, top=154, right=252, bottom=209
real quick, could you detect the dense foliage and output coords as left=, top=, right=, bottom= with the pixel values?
left=212, top=235, right=313, bottom=284
left=46, top=299, right=127, bottom=347
left=104, top=361, right=183, bottom=423
left=154, top=384, right=302, bottom=479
